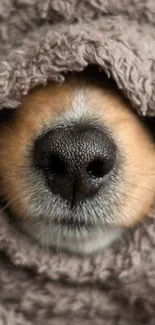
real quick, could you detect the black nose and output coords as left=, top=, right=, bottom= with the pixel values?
left=33, top=125, right=116, bottom=206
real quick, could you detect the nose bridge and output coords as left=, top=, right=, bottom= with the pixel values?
left=61, top=128, right=95, bottom=171
left=51, top=126, right=105, bottom=175
left=49, top=129, right=87, bottom=174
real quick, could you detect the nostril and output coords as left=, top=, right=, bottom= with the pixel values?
left=33, top=125, right=116, bottom=204
left=86, top=158, right=113, bottom=178
left=49, top=154, right=66, bottom=176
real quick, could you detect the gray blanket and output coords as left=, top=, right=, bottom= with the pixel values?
left=1, top=1, right=155, bottom=324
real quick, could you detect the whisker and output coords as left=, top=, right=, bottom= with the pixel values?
left=123, top=193, right=150, bottom=204
left=0, top=192, right=24, bottom=212
left=125, top=181, right=155, bottom=194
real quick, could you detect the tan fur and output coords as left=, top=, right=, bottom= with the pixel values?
left=0, top=78, right=155, bottom=229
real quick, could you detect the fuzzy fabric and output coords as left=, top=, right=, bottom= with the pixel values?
left=1, top=1, right=155, bottom=324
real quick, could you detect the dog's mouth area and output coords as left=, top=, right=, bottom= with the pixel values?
left=0, top=165, right=120, bottom=236
left=35, top=206, right=100, bottom=230
left=52, top=216, right=95, bottom=230
left=0, top=197, right=99, bottom=232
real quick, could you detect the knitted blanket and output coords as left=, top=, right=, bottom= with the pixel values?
left=0, top=1, right=155, bottom=324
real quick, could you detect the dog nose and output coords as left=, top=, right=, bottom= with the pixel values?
left=33, top=125, right=116, bottom=206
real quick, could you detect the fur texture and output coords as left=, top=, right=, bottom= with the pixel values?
left=1, top=1, right=155, bottom=324
left=0, top=79, right=155, bottom=255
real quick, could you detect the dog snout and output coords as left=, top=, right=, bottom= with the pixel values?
left=33, top=125, right=116, bottom=206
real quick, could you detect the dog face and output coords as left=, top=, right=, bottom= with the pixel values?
left=0, top=76, right=155, bottom=254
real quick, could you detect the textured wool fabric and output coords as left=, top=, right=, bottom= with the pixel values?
left=1, top=1, right=155, bottom=324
